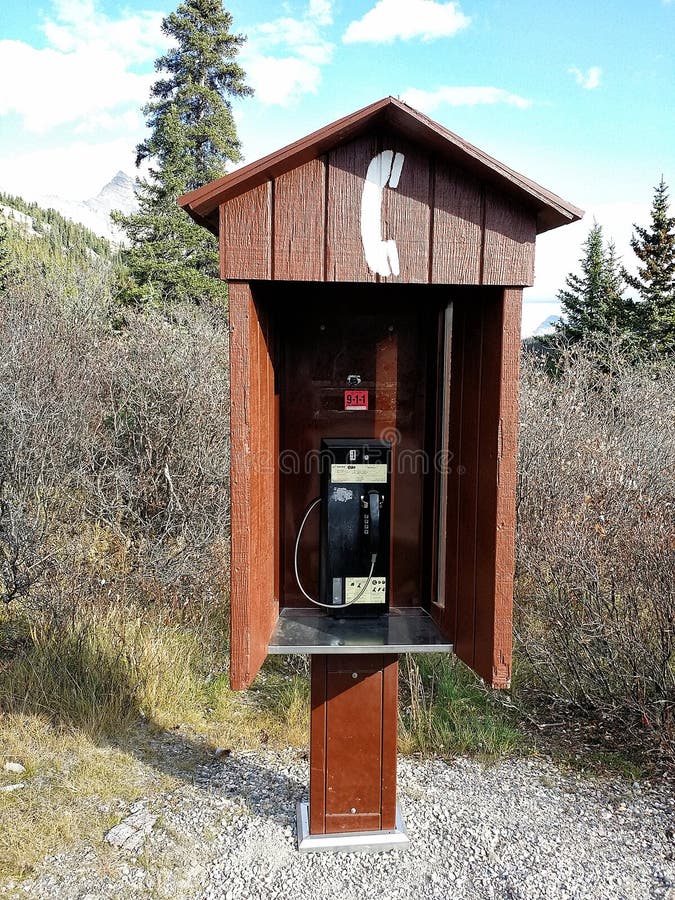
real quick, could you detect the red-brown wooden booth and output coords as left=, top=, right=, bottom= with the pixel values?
left=180, top=97, right=581, bottom=848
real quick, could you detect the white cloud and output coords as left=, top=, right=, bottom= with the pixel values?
left=0, top=40, right=155, bottom=133
left=402, top=86, right=533, bottom=112
left=255, top=18, right=333, bottom=65
left=0, top=0, right=166, bottom=133
left=242, top=2, right=334, bottom=106
left=0, top=138, right=144, bottom=201
left=569, top=65, right=602, bottom=90
left=245, top=57, right=324, bottom=106
left=343, top=0, right=470, bottom=44
left=43, top=0, right=164, bottom=63
left=309, top=0, right=334, bottom=25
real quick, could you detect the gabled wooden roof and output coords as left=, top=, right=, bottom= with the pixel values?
left=178, top=96, right=582, bottom=236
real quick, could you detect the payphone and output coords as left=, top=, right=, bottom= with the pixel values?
left=178, top=94, right=583, bottom=851
left=294, top=438, right=392, bottom=615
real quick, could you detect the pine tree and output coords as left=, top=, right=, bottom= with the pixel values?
left=623, top=178, right=675, bottom=353
left=115, top=0, right=252, bottom=305
left=604, top=239, right=636, bottom=334
left=556, top=222, right=629, bottom=343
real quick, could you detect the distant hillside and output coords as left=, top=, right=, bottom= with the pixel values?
left=0, top=191, right=116, bottom=268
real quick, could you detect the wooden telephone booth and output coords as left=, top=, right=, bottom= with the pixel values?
left=180, top=96, right=581, bottom=851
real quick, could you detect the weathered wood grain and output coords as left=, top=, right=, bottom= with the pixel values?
left=437, top=289, right=518, bottom=687
left=324, top=655, right=383, bottom=833
left=475, top=288, right=521, bottom=687
left=218, top=138, right=538, bottom=287
left=432, top=166, right=483, bottom=284
left=274, top=158, right=326, bottom=281
left=228, top=282, right=278, bottom=690
left=221, top=182, right=272, bottom=280
left=473, top=290, right=504, bottom=684
left=452, top=300, right=483, bottom=668
left=482, top=188, right=536, bottom=286
left=180, top=97, right=582, bottom=238
left=326, top=135, right=378, bottom=282
left=380, top=135, right=431, bottom=283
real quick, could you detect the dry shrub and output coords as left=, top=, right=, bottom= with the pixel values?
left=0, top=261, right=230, bottom=620
left=516, top=340, right=675, bottom=756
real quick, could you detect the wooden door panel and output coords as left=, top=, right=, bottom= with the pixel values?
left=228, top=282, right=279, bottom=689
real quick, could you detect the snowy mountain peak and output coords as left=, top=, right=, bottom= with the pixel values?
left=85, top=171, right=138, bottom=221
left=37, top=172, right=139, bottom=244
left=532, top=315, right=560, bottom=336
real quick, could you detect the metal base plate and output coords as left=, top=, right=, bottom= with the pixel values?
left=296, top=801, right=410, bottom=854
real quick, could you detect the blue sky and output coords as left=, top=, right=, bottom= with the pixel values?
left=1, top=0, right=674, bottom=326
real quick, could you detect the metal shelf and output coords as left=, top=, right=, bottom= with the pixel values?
left=268, top=607, right=453, bottom=655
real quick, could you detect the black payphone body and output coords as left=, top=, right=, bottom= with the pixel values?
left=319, top=438, right=392, bottom=616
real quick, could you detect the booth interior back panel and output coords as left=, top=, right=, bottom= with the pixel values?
left=275, top=283, right=440, bottom=610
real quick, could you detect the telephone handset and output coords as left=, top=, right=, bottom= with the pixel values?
left=363, top=489, right=383, bottom=557
left=294, top=439, right=391, bottom=614
left=361, top=150, right=405, bottom=278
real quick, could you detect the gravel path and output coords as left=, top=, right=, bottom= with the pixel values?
left=10, top=749, right=675, bottom=900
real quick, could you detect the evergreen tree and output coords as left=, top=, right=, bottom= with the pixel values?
left=604, top=239, right=636, bottom=334
left=556, top=222, right=629, bottom=343
left=623, top=178, right=675, bottom=352
left=115, top=0, right=252, bottom=305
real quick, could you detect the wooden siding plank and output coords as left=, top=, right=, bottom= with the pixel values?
left=219, top=204, right=227, bottom=280
left=381, top=137, right=431, bottom=283
left=452, top=300, right=483, bottom=668
left=222, top=182, right=272, bottom=280
left=482, top=189, right=536, bottom=286
left=228, top=283, right=278, bottom=690
left=228, top=282, right=251, bottom=691
left=274, top=157, right=326, bottom=281
left=326, top=135, right=378, bottom=282
left=473, top=291, right=503, bottom=684
left=432, top=167, right=483, bottom=284
left=180, top=97, right=583, bottom=237
left=474, top=288, right=520, bottom=687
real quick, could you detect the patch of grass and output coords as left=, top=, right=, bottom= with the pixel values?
left=248, top=665, right=310, bottom=746
left=398, top=654, right=521, bottom=759
left=0, top=605, right=209, bottom=738
left=0, top=714, right=171, bottom=880
left=0, top=603, right=313, bottom=884
left=196, top=660, right=310, bottom=752
left=569, top=749, right=648, bottom=781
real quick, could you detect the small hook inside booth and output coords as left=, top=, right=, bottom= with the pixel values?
left=179, top=96, right=582, bottom=851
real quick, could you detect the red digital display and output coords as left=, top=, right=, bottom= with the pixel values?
left=344, top=389, right=369, bottom=411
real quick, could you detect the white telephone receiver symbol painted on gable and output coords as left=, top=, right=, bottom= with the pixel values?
left=360, top=150, right=405, bottom=278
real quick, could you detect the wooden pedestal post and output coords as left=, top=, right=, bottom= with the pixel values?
left=309, top=654, right=398, bottom=835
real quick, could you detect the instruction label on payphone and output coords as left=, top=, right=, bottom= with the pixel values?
left=331, top=463, right=388, bottom=484
left=320, top=438, right=392, bottom=616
